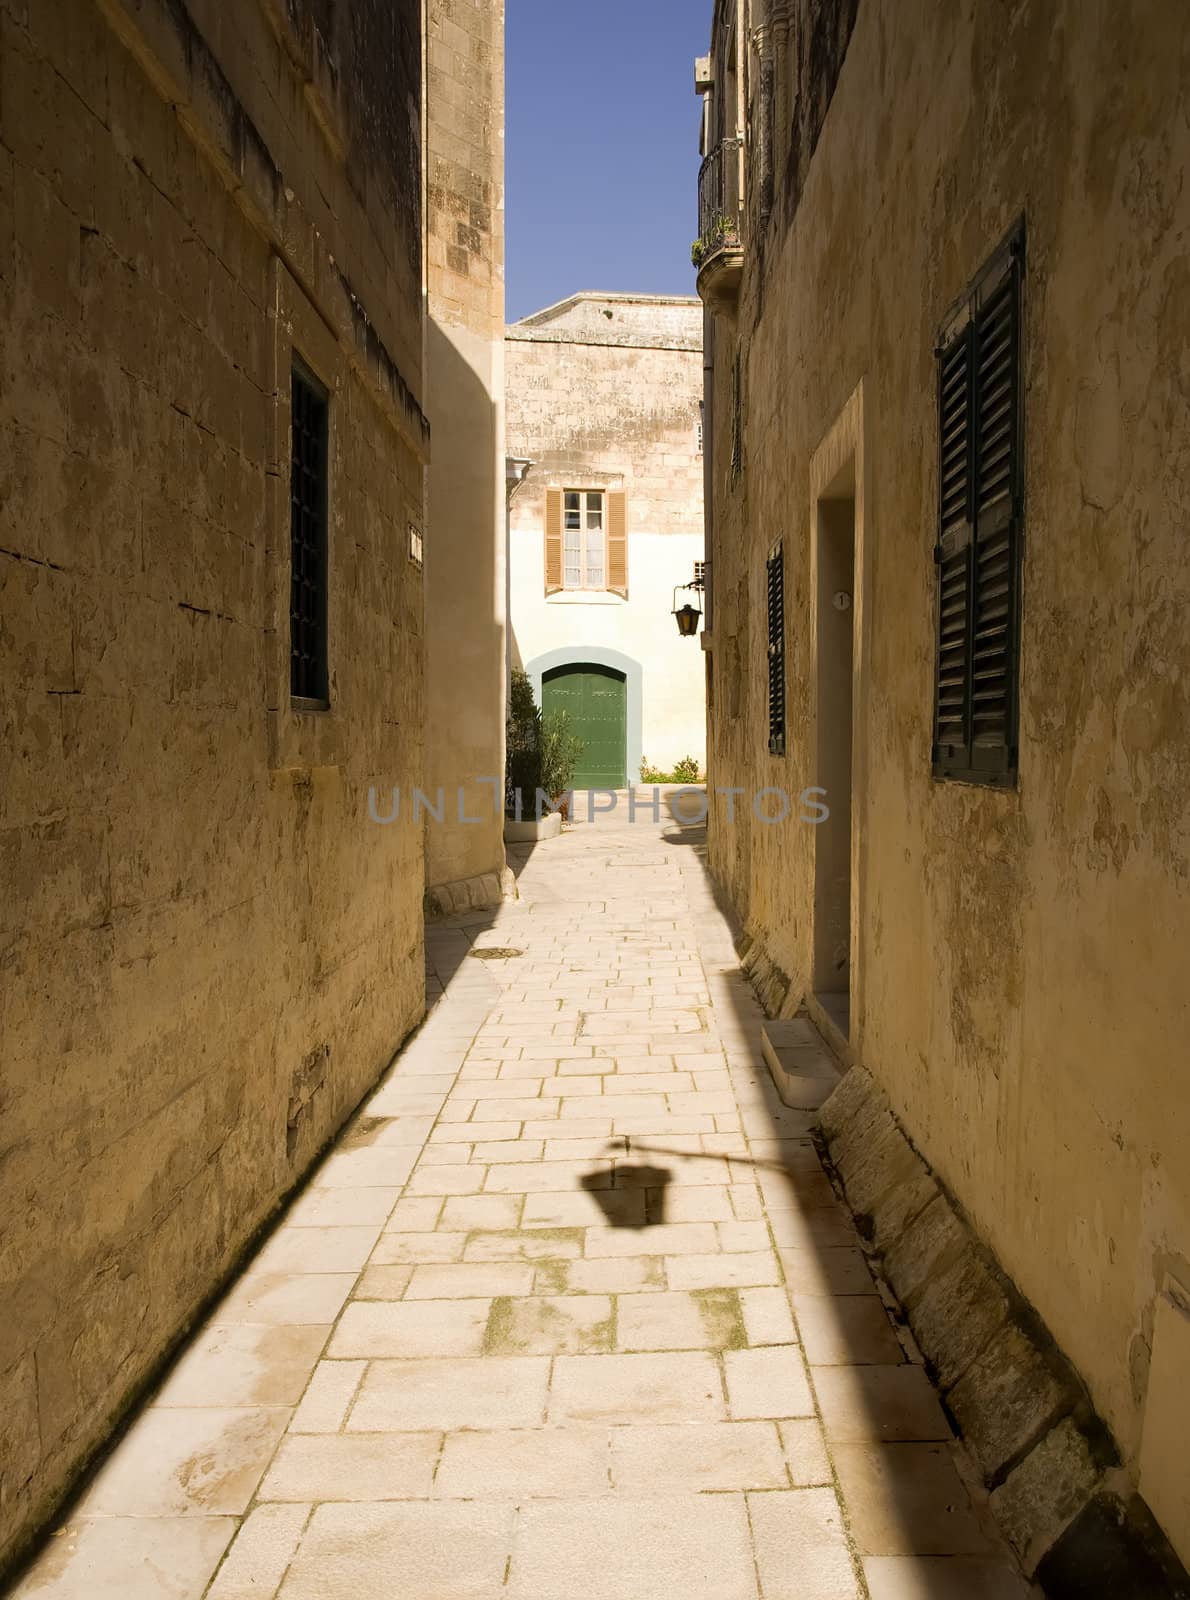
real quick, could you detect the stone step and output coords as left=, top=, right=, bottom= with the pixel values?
left=760, top=1019, right=842, bottom=1110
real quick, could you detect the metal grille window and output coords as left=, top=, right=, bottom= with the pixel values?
left=562, top=490, right=606, bottom=589
left=693, top=560, right=707, bottom=587
left=932, top=224, right=1024, bottom=787
left=290, top=364, right=329, bottom=704
left=730, top=353, right=743, bottom=482
left=766, top=543, right=786, bottom=756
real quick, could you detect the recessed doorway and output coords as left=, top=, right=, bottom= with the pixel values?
left=542, top=663, right=628, bottom=789
left=813, top=457, right=856, bottom=1042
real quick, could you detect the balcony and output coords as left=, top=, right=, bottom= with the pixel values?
left=694, top=137, right=745, bottom=314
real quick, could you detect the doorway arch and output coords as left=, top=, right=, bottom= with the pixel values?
left=525, top=645, right=642, bottom=787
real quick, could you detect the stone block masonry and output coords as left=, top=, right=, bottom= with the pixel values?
left=702, top=0, right=1190, bottom=1575
left=700, top=0, right=1190, bottom=1574
left=0, top=0, right=428, bottom=1574
left=506, top=296, right=705, bottom=545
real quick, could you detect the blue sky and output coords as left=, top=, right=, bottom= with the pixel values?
left=505, top=0, right=710, bottom=323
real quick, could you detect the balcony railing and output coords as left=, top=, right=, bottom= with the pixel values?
left=694, top=138, right=744, bottom=312
left=695, top=137, right=743, bottom=262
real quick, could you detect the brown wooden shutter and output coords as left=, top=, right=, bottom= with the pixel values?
left=607, top=491, right=628, bottom=597
left=544, top=489, right=563, bottom=593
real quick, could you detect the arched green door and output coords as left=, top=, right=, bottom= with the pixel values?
left=542, top=664, right=627, bottom=789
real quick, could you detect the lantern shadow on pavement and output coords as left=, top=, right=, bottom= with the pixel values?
left=580, top=1163, right=672, bottom=1228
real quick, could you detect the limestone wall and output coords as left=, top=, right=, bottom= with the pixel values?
left=518, top=293, right=705, bottom=345
left=704, top=0, right=1190, bottom=1558
left=506, top=304, right=707, bottom=773
left=422, top=0, right=508, bottom=895
left=0, top=0, right=427, bottom=1569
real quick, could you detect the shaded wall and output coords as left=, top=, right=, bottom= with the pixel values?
left=0, top=0, right=426, bottom=1568
left=423, top=0, right=507, bottom=895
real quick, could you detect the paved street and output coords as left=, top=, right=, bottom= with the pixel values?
left=14, top=800, right=1032, bottom=1599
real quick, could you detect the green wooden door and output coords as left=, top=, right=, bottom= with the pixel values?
left=542, top=665, right=627, bottom=789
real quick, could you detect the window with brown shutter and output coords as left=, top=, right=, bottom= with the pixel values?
left=548, top=489, right=628, bottom=597
left=544, top=488, right=563, bottom=593
left=607, top=491, right=628, bottom=597
left=932, top=223, right=1024, bottom=788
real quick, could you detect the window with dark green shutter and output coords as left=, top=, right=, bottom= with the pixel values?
left=766, top=543, right=785, bottom=756
left=730, top=353, right=744, bottom=483
left=932, top=223, right=1024, bottom=787
left=290, top=363, right=329, bottom=705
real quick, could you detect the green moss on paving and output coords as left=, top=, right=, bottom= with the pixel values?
left=585, top=1304, right=616, bottom=1352
left=693, top=1287, right=747, bottom=1350
left=484, top=1296, right=520, bottom=1354
left=534, top=1258, right=570, bottom=1295
left=463, top=1226, right=584, bottom=1262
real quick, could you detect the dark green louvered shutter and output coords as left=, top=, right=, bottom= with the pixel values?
left=932, top=226, right=1023, bottom=786
left=767, top=544, right=785, bottom=756
left=933, top=321, right=974, bottom=773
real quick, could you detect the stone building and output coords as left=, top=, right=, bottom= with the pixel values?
left=0, top=0, right=500, bottom=1573
left=697, top=0, right=1190, bottom=1584
left=506, top=293, right=706, bottom=787
left=422, top=0, right=510, bottom=911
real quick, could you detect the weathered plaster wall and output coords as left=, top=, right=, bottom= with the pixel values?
left=705, top=0, right=1190, bottom=1551
left=423, top=0, right=507, bottom=894
left=0, top=0, right=426, bottom=1569
left=506, top=301, right=707, bottom=773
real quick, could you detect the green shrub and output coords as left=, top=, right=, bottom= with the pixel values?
left=505, top=668, right=541, bottom=811
left=541, top=709, right=585, bottom=798
left=638, top=754, right=705, bottom=784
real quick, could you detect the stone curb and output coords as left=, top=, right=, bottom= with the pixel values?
left=423, top=867, right=516, bottom=919
left=816, top=1065, right=1110, bottom=1575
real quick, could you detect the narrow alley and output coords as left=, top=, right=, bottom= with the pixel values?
left=13, top=806, right=1029, bottom=1598
left=5, top=0, right=1189, bottom=1595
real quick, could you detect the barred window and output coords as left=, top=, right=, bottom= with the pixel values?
left=766, top=543, right=785, bottom=756
left=290, top=363, right=329, bottom=704
left=730, top=352, right=743, bottom=482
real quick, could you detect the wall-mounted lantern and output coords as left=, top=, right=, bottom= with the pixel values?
left=672, top=582, right=703, bottom=638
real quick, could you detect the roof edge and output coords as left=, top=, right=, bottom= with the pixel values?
left=513, top=290, right=703, bottom=327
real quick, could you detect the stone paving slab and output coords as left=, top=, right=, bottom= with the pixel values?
left=11, top=807, right=1036, bottom=1598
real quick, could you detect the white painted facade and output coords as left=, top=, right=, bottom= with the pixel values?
left=506, top=294, right=707, bottom=783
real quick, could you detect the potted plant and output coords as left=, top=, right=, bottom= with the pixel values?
left=540, top=709, right=585, bottom=821
left=692, top=216, right=740, bottom=269
left=506, top=670, right=580, bottom=842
